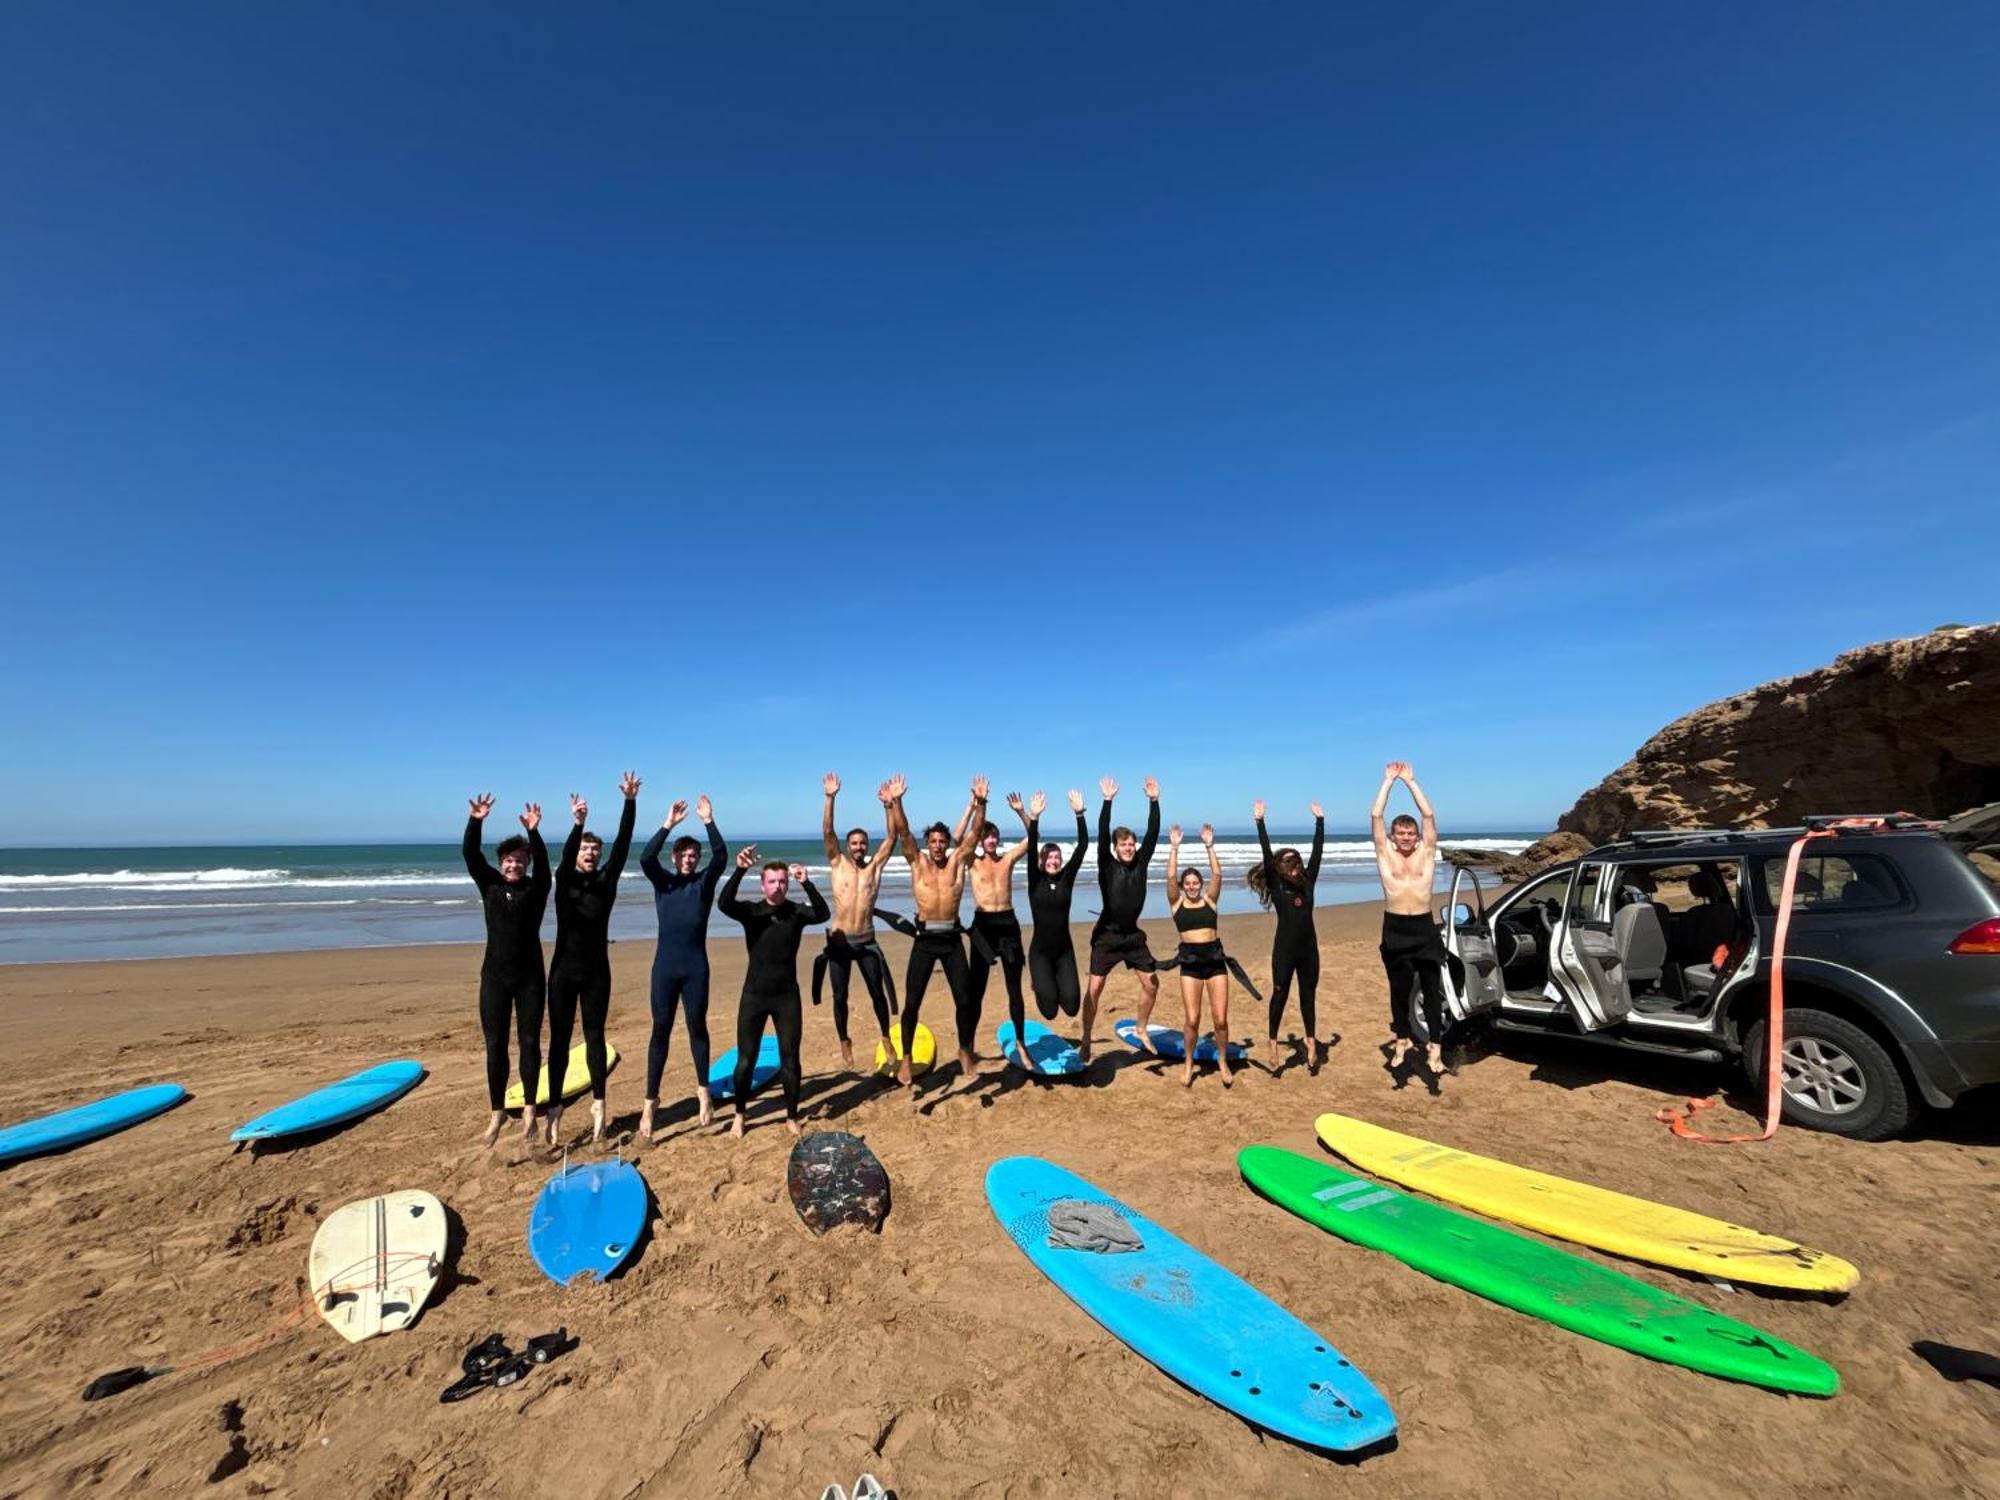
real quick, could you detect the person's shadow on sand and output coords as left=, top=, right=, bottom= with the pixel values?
left=1381, top=1041, right=1442, bottom=1096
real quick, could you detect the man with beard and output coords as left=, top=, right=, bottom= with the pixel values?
left=967, top=792, right=1032, bottom=1071
left=888, top=774, right=988, bottom=1086
left=815, top=771, right=903, bottom=1071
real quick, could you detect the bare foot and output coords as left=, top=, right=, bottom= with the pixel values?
left=1308, top=1038, right=1325, bottom=1076
left=786, top=1117, right=802, bottom=1137
left=638, top=1100, right=656, bottom=1144
left=542, top=1106, right=562, bottom=1145
left=1137, top=1026, right=1157, bottom=1055
left=958, top=1049, right=978, bottom=1078
left=1389, top=1039, right=1412, bottom=1067
left=481, top=1112, right=504, bottom=1149
left=1078, top=1034, right=1094, bottom=1064
left=729, top=1112, right=745, bottom=1140
left=897, top=1056, right=913, bottom=1089
left=1426, top=1042, right=1445, bottom=1074
left=696, top=1087, right=713, bottom=1128
left=1181, top=1058, right=1194, bottom=1088
left=520, top=1108, right=539, bottom=1143
left=1266, top=1037, right=1281, bottom=1071
left=839, top=1037, right=855, bottom=1071
left=1219, top=1059, right=1234, bottom=1089
left=589, top=1100, right=606, bottom=1143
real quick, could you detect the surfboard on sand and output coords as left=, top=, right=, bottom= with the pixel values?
left=528, top=1159, right=648, bottom=1286
left=996, top=1019, right=1083, bottom=1076
left=1313, top=1113, right=1859, bottom=1294
left=505, top=1042, right=622, bottom=1108
left=873, top=1023, right=936, bottom=1077
left=707, top=1035, right=781, bottom=1102
left=308, top=1190, right=447, bottom=1343
left=1240, top=1146, right=1838, bottom=1397
left=1114, top=1018, right=1247, bottom=1064
left=787, top=1131, right=890, bottom=1235
left=985, top=1156, right=1395, bottom=1452
left=230, top=1061, right=424, bottom=1144
left=0, top=1083, right=187, bottom=1166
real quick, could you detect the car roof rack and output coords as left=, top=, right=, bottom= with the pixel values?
left=1584, top=814, right=1941, bottom=859
left=1801, top=812, right=1939, bottom=831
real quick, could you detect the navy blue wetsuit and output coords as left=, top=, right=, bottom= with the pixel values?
left=639, top=818, right=727, bottom=1097
left=463, top=816, right=551, bottom=1110
left=548, top=796, right=637, bottom=1104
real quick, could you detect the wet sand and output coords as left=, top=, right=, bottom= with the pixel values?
left=0, top=904, right=1995, bottom=1498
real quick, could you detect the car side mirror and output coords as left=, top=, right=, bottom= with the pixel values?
left=1441, top=902, right=1472, bottom=927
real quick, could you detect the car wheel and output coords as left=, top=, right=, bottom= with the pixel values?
left=1743, top=1008, right=1914, bottom=1141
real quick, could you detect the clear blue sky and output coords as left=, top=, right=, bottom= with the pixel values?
left=4, top=3, right=1996, bottom=844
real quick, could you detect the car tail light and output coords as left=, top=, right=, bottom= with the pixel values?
left=1948, top=918, right=2000, bottom=955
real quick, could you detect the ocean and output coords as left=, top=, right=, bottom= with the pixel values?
left=0, top=831, right=1535, bottom=964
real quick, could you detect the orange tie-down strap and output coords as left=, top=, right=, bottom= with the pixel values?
left=1656, top=817, right=1899, bottom=1144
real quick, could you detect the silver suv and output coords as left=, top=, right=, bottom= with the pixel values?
left=1436, top=814, right=2000, bottom=1140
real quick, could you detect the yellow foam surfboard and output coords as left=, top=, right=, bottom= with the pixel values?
left=1313, top=1113, right=1858, bottom=1293
left=505, top=1042, right=621, bottom=1108
left=874, top=1023, right=936, bottom=1077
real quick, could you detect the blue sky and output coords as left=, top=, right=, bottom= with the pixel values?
left=3, top=3, right=1996, bottom=843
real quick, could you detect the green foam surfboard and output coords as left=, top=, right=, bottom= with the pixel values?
left=1238, top=1146, right=1837, bottom=1398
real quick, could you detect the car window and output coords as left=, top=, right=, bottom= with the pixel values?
left=1565, top=863, right=1607, bottom=923
left=1755, top=852, right=1904, bottom=913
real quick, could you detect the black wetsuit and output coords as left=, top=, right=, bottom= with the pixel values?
left=967, top=852, right=1027, bottom=1053
left=902, top=900, right=975, bottom=1061
left=1382, top=912, right=1449, bottom=1044
left=463, top=816, right=551, bottom=1110
left=1026, top=812, right=1089, bottom=1018
left=546, top=798, right=637, bottom=1105
left=717, top=867, right=828, bottom=1118
left=1258, top=815, right=1324, bottom=1040
left=638, top=818, right=727, bottom=1098
left=1090, top=796, right=1160, bottom=975
left=820, top=921, right=896, bottom=1045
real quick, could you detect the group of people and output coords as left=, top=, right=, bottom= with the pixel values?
left=461, top=762, right=1452, bottom=1144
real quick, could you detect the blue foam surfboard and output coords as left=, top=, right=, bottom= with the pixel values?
left=985, top=1158, right=1395, bottom=1452
left=0, top=1083, right=188, bottom=1166
left=996, top=1019, right=1083, bottom=1076
left=707, top=1034, right=782, bottom=1102
left=1114, top=1018, right=1248, bottom=1064
left=528, top=1159, right=649, bottom=1286
left=229, top=1060, right=424, bottom=1143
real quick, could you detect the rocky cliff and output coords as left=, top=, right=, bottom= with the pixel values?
left=1555, top=624, right=2000, bottom=842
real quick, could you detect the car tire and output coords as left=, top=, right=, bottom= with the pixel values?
left=1743, top=1008, right=1914, bottom=1141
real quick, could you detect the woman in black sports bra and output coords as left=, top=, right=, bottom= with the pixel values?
left=1166, top=823, right=1234, bottom=1087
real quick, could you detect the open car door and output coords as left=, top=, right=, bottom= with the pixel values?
left=1548, top=861, right=1633, bottom=1029
left=1440, top=865, right=1504, bottom=1022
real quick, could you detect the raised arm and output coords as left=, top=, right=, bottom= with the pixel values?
left=1097, top=777, right=1116, bottom=874
left=1138, top=777, right=1161, bottom=864
left=1371, top=765, right=1397, bottom=854
left=821, top=772, right=845, bottom=864
left=1254, top=800, right=1277, bottom=875
left=1000, top=792, right=1032, bottom=867
left=1307, top=802, right=1325, bottom=881
left=798, top=873, right=830, bottom=924
left=1064, top=796, right=1090, bottom=879
left=1404, top=768, right=1438, bottom=847
left=639, top=824, right=669, bottom=887
left=560, top=796, right=586, bottom=876
left=604, top=780, right=639, bottom=883
left=955, top=776, right=990, bottom=860
left=699, top=796, right=727, bottom=893
left=463, top=796, right=498, bottom=890
left=1165, top=825, right=1182, bottom=906
left=526, top=814, right=551, bottom=894
left=1202, top=824, right=1222, bottom=902
left=717, top=854, right=754, bottom=921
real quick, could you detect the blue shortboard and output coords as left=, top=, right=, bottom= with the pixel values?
left=229, top=1060, right=424, bottom=1143
left=996, top=1019, right=1083, bottom=1077
left=707, top=1034, right=781, bottom=1102
left=0, top=1083, right=188, bottom=1166
left=528, top=1158, right=649, bottom=1286
left=985, top=1157, right=1395, bottom=1452
left=1114, top=1018, right=1248, bottom=1065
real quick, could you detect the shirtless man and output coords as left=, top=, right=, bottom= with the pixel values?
left=817, top=771, right=903, bottom=1070
left=1372, top=761, right=1449, bottom=1073
left=967, top=792, right=1033, bottom=1072
left=889, top=774, right=988, bottom=1084
left=1082, top=775, right=1162, bottom=1062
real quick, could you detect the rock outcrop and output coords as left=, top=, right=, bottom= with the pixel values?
left=1555, top=624, right=2000, bottom=843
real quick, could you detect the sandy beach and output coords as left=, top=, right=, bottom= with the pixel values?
left=0, top=905, right=1994, bottom=1499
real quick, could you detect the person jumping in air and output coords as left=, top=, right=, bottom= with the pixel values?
left=546, top=771, right=640, bottom=1144
left=889, top=775, right=988, bottom=1087
left=463, top=794, right=551, bottom=1148
left=1248, top=798, right=1326, bottom=1074
left=968, top=793, right=1033, bottom=1074
left=1083, top=775, right=1161, bottom=1062
left=816, top=772, right=903, bottom=1072
left=1166, top=823, right=1235, bottom=1087
left=717, top=847, right=829, bottom=1138
left=1024, top=790, right=1090, bottom=1031
left=1372, top=761, right=1449, bottom=1076
left=637, top=794, right=726, bottom=1140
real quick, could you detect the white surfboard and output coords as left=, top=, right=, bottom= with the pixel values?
left=307, top=1190, right=447, bottom=1343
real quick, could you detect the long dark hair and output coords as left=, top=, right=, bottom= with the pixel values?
left=1245, top=847, right=1305, bottom=908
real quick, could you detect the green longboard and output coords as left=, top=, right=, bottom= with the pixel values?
left=1238, top=1146, right=1838, bottom=1398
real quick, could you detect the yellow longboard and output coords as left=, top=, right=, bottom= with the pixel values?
left=1313, top=1113, right=1859, bottom=1293
left=505, top=1042, right=621, bottom=1108
left=873, top=1023, right=936, bottom=1077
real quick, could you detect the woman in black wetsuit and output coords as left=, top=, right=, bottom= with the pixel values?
left=546, top=771, right=640, bottom=1144
left=1165, top=822, right=1233, bottom=1088
left=1247, top=798, right=1326, bottom=1074
left=1022, top=789, right=1090, bottom=1046
left=463, top=794, right=551, bottom=1147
